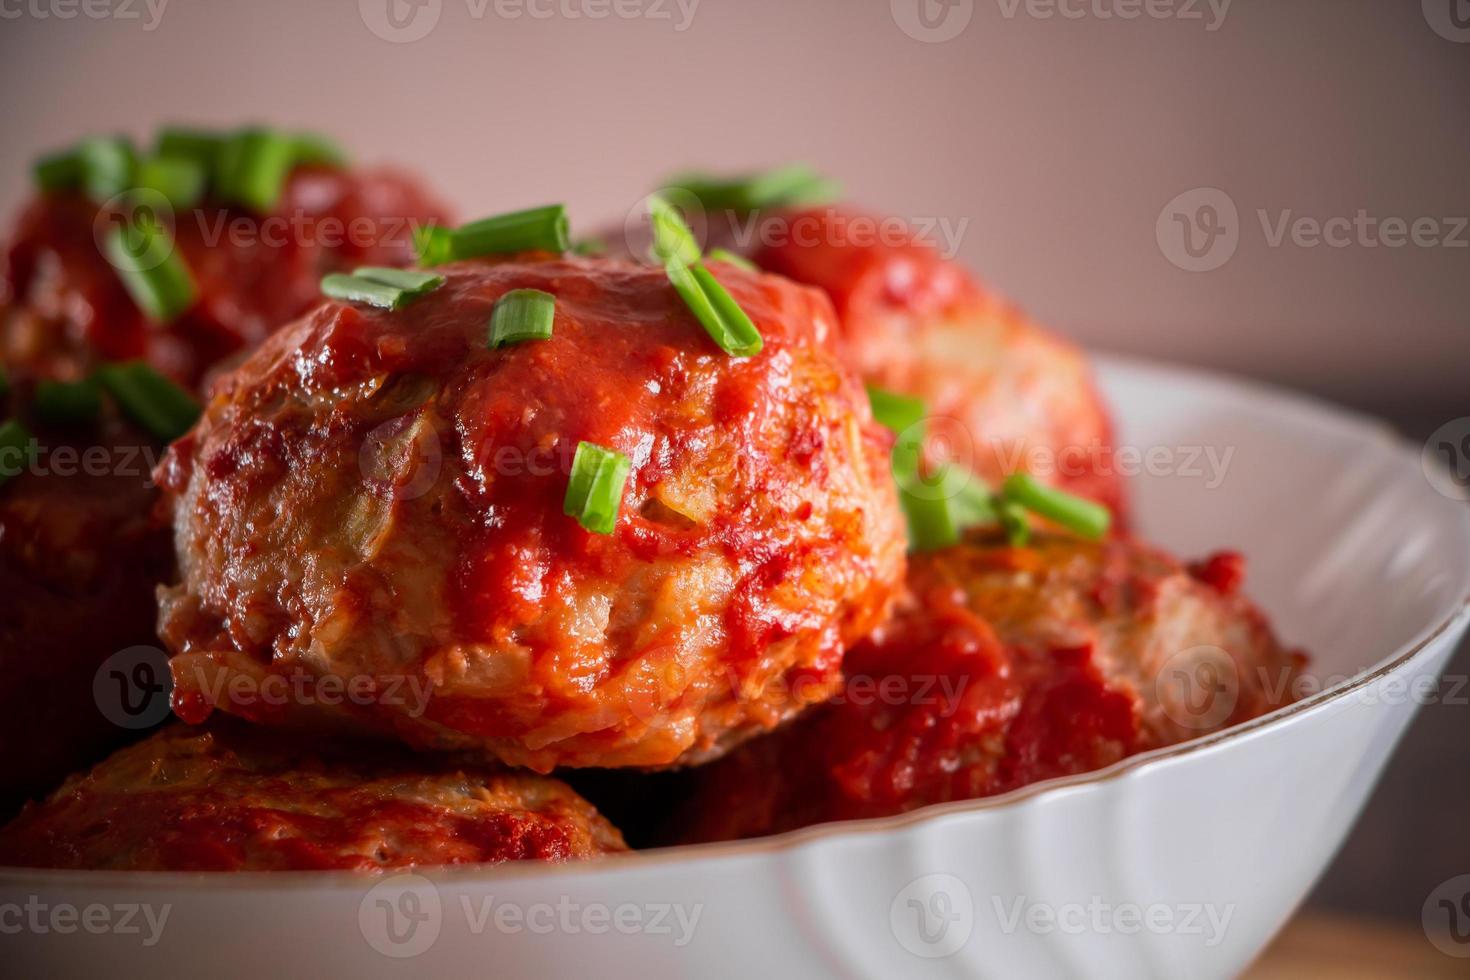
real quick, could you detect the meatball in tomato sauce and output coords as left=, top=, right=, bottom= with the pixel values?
left=676, top=531, right=1304, bottom=841
left=157, top=255, right=907, bottom=771
left=748, top=207, right=1125, bottom=520
left=0, top=722, right=626, bottom=871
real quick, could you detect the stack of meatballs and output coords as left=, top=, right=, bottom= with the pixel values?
left=0, top=141, right=1303, bottom=871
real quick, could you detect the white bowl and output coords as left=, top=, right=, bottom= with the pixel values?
left=5, top=355, right=1469, bottom=980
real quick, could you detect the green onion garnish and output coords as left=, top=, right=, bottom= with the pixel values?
left=648, top=195, right=700, bottom=267
left=155, top=128, right=224, bottom=170
left=136, top=154, right=208, bottom=209
left=215, top=128, right=296, bottom=212
left=866, top=386, right=926, bottom=441
left=104, top=216, right=198, bottom=323
left=78, top=136, right=138, bottom=204
left=320, top=273, right=409, bottom=311
left=291, top=132, right=349, bottom=168
left=34, top=379, right=102, bottom=427
left=707, top=248, right=757, bottom=273
left=489, top=288, right=556, bottom=348
left=666, top=262, right=764, bottom=357
left=94, top=362, right=200, bottom=443
left=353, top=267, right=445, bottom=298
left=0, top=419, right=32, bottom=487
left=897, top=464, right=968, bottom=552
left=572, top=238, right=607, bottom=257
left=564, top=441, right=631, bottom=535
left=663, top=165, right=840, bottom=213
left=33, top=149, right=84, bottom=193
left=1001, top=472, right=1111, bottom=540
left=414, top=224, right=454, bottom=266
left=446, top=205, right=571, bottom=260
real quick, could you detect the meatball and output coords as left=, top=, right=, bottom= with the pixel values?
left=0, top=157, right=446, bottom=812
left=2, top=165, right=448, bottom=389
left=0, top=722, right=626, bottom=871
left=748, top=207, right=1125, bottom=519
left=157, top=256, right=907, bottom=771
left=676, top=530, right=1304, bottom=841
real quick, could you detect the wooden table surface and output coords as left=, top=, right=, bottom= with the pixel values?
left=1244, top=913, right=1465, bottom=979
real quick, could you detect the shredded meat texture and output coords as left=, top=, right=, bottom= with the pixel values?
left=0, top=722, right=627, bottom=871
left=674, top=531, right=1305, bottom=842
left=157, top=256, right=908, bottom=772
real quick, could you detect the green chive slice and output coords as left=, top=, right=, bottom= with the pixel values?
left=353, top=267, right=445, bottom=297
left=896, top=464, right=967, bottom=552
left=1001, top=472, right=1111, bottom=540
left=136, top=154, right=208, bottom=209
left=34, top=379, right=102, bottom=427
left=0, top=419, right=32, bottom=487
left=665, top=262, right=763, bottom=358
left=95, top=362, right=200, bottom=443
left=320, top=273, right=408, bottom=311
left=866, top=386, right=926, bottom=440
left=104, top=217, right=198, bottom=324
left=291, top=132, right=349, bottom=169
left=448, top=205, right=571, bottom=260
left=564, top=441, right=631, bottom=535
left=34, top=149, right=84, bottom=193
left=664, top=165, right=841, bottom=213
left=489, top=289, right=556, bottom=348
left=414, top=225, right=454, bottom=266
left=215, top=128, right=296, bottom=212
left=648, top=195, right=700, bottom=267
left=155, top=128, right=224, bottom=170
left=707, top=248, right=757, bottom=273
left=78, top=136, right=138, bottom=204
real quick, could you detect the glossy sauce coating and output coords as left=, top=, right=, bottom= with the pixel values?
left=676, top=531, right=1304, bottom=841
left=0, top=723, right=626, bottom=871
left=158, top=256, right=907, bottom=770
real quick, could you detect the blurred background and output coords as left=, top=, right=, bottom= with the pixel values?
left=1, top=0, right=1466, bottom=963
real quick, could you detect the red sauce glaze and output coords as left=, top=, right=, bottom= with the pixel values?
left=1, top=166, right=448, bottom=389
left=160, top=257, right=906, bottom=770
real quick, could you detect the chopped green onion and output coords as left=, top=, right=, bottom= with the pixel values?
left=136, top=154, right=208, bottom=209
left=215, top=128, right=296, bottom=212
left=78, top=136, right=138, bottom=204
left=34, top=148, right=84, bottom=193
left=1001, top=472, right=1111, bottom=540
left=320, top=273, right=409, bottom=311
left=447, top=205, right=571, bottom=260
left=352, top=266, right=445, bottom=298
left=414, top=224, right=454, bottom=266
left=648, top=195, right=700, bottom=267
left=866, top=386, right=926, bottom=441
left=954, top=479, right=999, bottom=527
left=94, top=362, right=200, bottom=443
left=663, top=165, right=841, bottom=213
left=155, top=128, right=224, bottom=170
left=291, top=132, right=349, bottom=168
left=998, top=498, right=1032, bottom=547
left=664, top=262, right=764, bottom=357
left=0, top=419, right=32, bottom=487
left=488, top=288, right=556, bottom=348
left=564, top=441, right=631, bottom=535
left=572, top=238, right=607, bottom=257
left=34, top=379, right=102, bottom=427
left=104, top=217, right=198, bottom=323
left=707, top=248, right=757, bottom=272
left=897, top=464, right=967, bottom=552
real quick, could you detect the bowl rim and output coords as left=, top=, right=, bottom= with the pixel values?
left=5, top=354, right=1469, bottom=890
